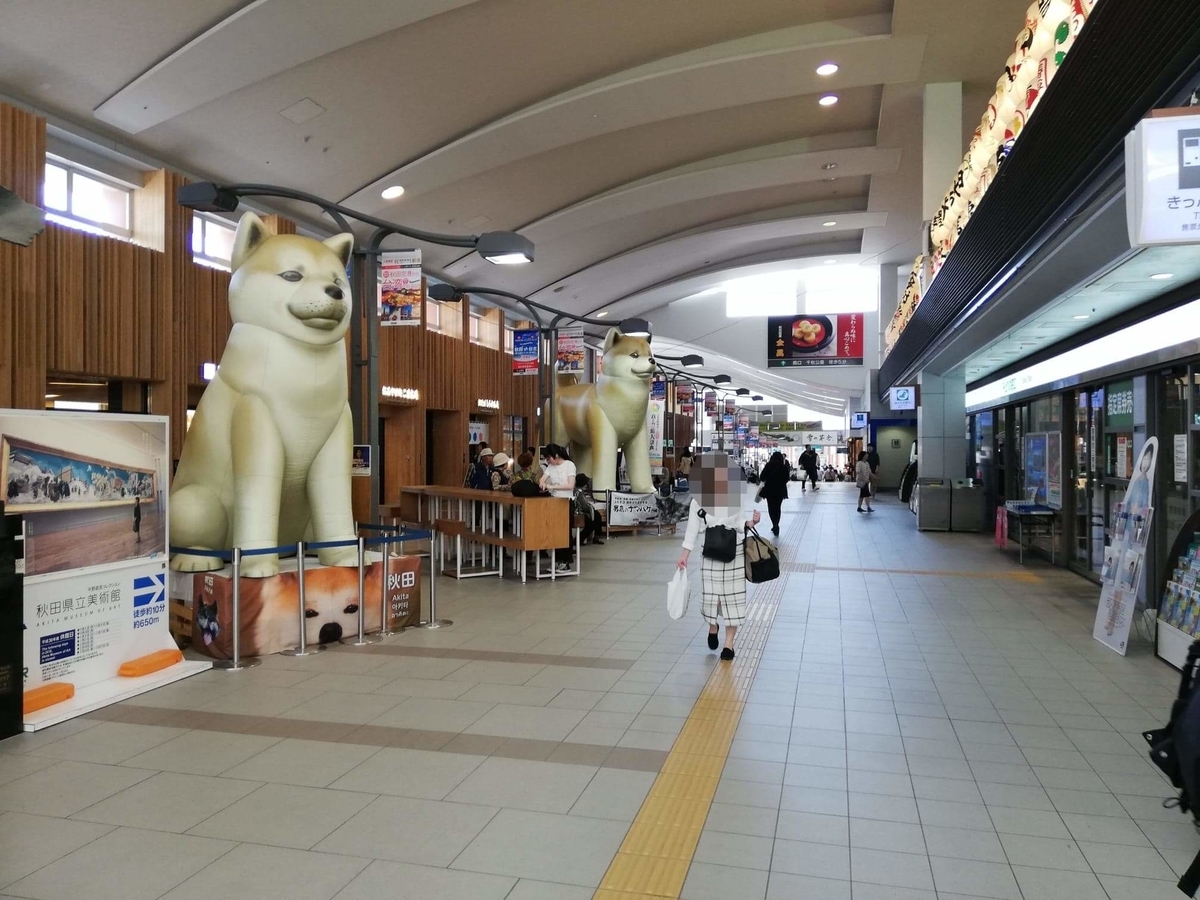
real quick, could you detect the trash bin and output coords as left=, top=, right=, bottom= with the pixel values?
left=916, top=478, right=950, bottom=531
left=951, top=479, right=985, bottom=532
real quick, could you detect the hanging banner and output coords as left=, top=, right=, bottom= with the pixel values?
left=379, top=251, right=422, bottom=326
left=724, top=398, right=736, bottom=415
left=800, top=431, right=844, bottom=446
left=767, top=313, right=863, bottom=368
left=722, top=414, right=734, bottom=429
left=651, top=379, right=666, bottom=401
left=512, top=328, right=539, bottom=376
left=677, top=385, right=695, bottom=415
left=1094, top=437, right=1158, bottom=655
left=556, top=325, right=585, bottom=373
left=1046, top=432, right=1062, bottom=510
left=646, top=400, right=665, bottom=469
left=704, top=392, right=717, bottom=416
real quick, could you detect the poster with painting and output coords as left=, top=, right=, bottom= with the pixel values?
left=1046, top=432, right=1062, bottom=509
left=1023, top=433, right=1048, bottom=505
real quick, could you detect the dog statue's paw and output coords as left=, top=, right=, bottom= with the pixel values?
left=317, top=543, right=359, bottom=569
left=240, top=553, right=280, bottom=579
left=171, top=552, right=223, bottom=573
left=630, top=482, right=655, bottom=494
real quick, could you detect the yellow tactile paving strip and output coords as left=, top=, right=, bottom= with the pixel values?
left=592, top=523, right=795, bottom=899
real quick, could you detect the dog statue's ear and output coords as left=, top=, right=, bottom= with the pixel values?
left=230, top=211, right=269, bottom=272
left=602, top=327, right=621, bottom=354
left=323, top=233, right=354, bottom=270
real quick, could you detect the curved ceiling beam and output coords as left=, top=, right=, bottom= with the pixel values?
left=95, top=0, right=485, bottom=133
left=519, top=211, right=884, bottom=309
left=341, top=17, right=923, bottom=211
left=444, top=136, right=897, bottom=280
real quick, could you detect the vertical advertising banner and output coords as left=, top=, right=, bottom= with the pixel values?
left=556, top=325, right=585, bottom=373
left=651, top=379, right=666, bottom=401
left=1046, top=432, right=1062, bottom=509
left=724, top=398, right=736, bottom=415
left=677, top=385, right=695, bottom=415
left=646, top=400, right=665, bottom=469
left=1094, top=437, right=1158, bottom=655
left=379, top=251, right=422, bottom=326
left=767, top=313, right=863, bottom=367
left=512, top=328, right=539, bottom=375
left=704, top=392, right=717, bottom=416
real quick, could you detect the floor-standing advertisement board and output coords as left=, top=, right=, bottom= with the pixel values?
left=1, top=410, right=209, bottom=729
left=1093, top=437, right=1157, bottom=655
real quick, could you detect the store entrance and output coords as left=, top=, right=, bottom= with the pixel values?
left=1071, top=388, right=1105, bottom=579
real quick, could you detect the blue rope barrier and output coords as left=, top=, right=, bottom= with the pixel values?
left=242, top=544, right=297, bottom=557
left=306, top=538, right=361, bottom=551
left=168, top=547, right=232, bottom=559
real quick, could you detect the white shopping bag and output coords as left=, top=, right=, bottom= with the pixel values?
left=666, top=567, right=689, bottom=620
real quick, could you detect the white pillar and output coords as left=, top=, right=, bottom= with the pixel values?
left=916, top=370, right=967, bottom=481
left=922, top=82, right=963, bottom=222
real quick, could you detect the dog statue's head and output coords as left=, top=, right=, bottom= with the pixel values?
left=227, top=211, right=354, bottom=346
left=599, top=328, right=656, bottom=381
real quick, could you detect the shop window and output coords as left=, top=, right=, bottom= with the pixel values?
left=426, top=299, right=461, bottom=338
left=43, top=160, right=132, bottom=240
left=191, top=213, right=236, bottom=271
left=44, top=377, right=109, bottom=411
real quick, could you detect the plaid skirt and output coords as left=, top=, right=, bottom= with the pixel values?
left=700, top=540, right=747, bottom=626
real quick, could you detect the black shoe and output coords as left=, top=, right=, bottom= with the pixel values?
left=707, top=632, right=719, bottom=650
left=592, top=539, right=605, bottom=545
left=771, top=526, right=780, bottom=536
left=720, top=647, right=735, bottom=661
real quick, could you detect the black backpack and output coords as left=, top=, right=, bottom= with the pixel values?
left=1145, top=640, right=1200, bottom=896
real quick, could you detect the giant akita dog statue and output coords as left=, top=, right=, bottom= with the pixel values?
left=555, top=327, right=657, bottom=493
left=170, top=212, right=358, bottom=578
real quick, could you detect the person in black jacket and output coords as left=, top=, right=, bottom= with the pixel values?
left=758, top=451, right=791, bottom=536
left=798, top=446, right=820, bottom=492
left=866, top=443, right=881, bottom=498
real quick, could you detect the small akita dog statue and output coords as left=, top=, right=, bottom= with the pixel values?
left=170, top=212, right=358, bottom=578
left=555, top=327, right=657, bottom=493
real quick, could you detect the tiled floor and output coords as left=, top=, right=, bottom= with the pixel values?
left=0, top=484, right=1191, bottom=899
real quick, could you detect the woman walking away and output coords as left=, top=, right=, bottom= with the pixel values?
left=855, top=451, right=874, bottom=513
left=758, top=451, right=791, bottom=537
left=677, top=452, right=760, bottom=660
left=133, top=496, right=142, bottom=543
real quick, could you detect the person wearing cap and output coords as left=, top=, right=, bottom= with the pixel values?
left=490, top=452, right=511, bottom=491
left=468, top=446, right=495, bottom=490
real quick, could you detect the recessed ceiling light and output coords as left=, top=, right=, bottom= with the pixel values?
left=816, top=62, right=839, bottom=76
left=1072, top=314, right=1090, bottom=320
left=824, top=259, right=837, bottom=265
left=821, top=163, right=838, bottom=171
left=822, top=221, right=837, bottom=227
left=381, top=185, right=405, bottom=200
left=1150, top=272, right=1174, bottom=280
left=818, top=95, right=839, bottom=107
left=595, top=311, right=609, bottom=318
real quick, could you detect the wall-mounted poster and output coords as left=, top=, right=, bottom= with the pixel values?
left=379, top=251, right=422, bottom=326
left=767, top=313, right=863, bottom=368
left=1023, top=433, right=1048, bottom=505
left=351, top=445, right=371, bottom=477
left=1046, top=431, right=1062, bottom=510
left=512, top=328, right=539, bottom=375
left=4, top=409, right=208, bottom=731
left=556, top=325, right=585, bottom=373
left=1094, top=437, right=1158, bottom=655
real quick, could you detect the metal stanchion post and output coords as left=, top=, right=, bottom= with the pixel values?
left=280, top=541, right=323, bottom=657
left=378, top=534, right=402, bottom=637
left=214, top=547, right=260, bottom=670
left=417, top=527, right=451, bottom=629
left=345, top=536, right=382, bottom=646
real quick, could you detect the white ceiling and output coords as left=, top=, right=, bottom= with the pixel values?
left=1, top=0, right=1030, bottom=399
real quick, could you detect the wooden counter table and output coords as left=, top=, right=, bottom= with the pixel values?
left=397, top=486, right=575, bottom=582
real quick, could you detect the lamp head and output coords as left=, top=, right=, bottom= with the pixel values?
left=736, top=388, right=750, bottom=396
left=177, top=181, right=240, bottom=213
left=681, top=354, right=703, bottom=368
left=477, top=231, right=534, bottom=265
left=752, top=395, right=763, bottom=401
left=617, top=316, right=652, bottom=339
left=428, top=282, right=464, bottom=302
left=713, top=374, right=732, bottom=385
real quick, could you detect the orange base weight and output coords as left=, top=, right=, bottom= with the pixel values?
left=23, top=682, right=75, bottom=715
left=118, top=648, right=183, bottom=677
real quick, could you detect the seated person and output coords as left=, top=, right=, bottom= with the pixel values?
left=490, top=452, right=511, bottom=491
left=574, top=473, right=604, bottom=545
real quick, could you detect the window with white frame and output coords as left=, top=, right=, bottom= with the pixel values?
left=191, top=213, right=237, bottom=271
left=504, top=326, right=514, bottom=355
left=425, top=299, right=441, bottom=332
left=43, top=159, right=132, bottom=240
left=469, top=311, right=481, bottom=344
